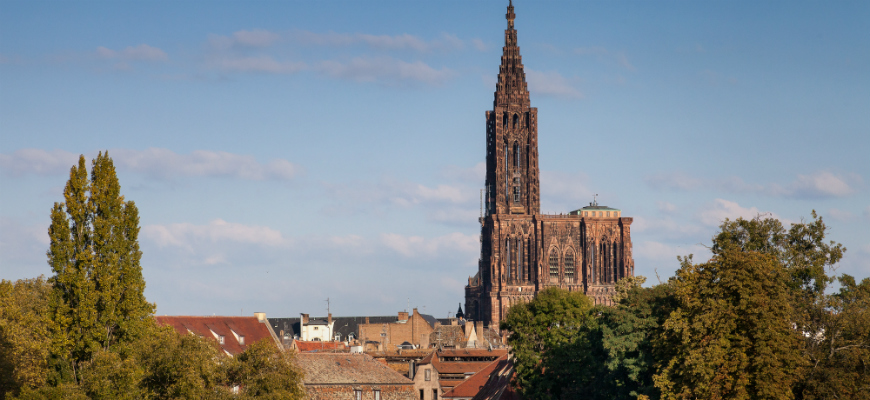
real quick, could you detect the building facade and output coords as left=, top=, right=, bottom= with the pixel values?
left=465, top=1, right=635, bottom=327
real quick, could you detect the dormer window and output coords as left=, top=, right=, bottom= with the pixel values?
left=239, top=336, right=245, bottom=345
left=219, top=335, right=225, bottom=345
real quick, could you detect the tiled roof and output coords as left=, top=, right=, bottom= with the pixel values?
left=470, top=358, right=521, bottom=400
left=442, top=355, right=508, bottom=399
left=155, top=316, right=276, bottom=356
left=272, top=314, right=440, bottom=342
left=296, top=353, right=413, bottom=385
left=294, top=340, right=347, bottom=353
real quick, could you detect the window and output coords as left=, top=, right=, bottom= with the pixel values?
left=335, top=333, right=341, bottom=341
left=425, top=369, right=431, bottom=381
left=354, top=389, right=362, bottom=400
left=239, top=336, right=245, bottom=345
left=313, top=326, right=318, bottom=330
left=374, top=390, right=381, bottom=400
left=420, top=389, right=425, bottom=399
left=549, top=249, right=559, bottom=281
left=517, top=240, right=523, bottom=280
left=219, top=335, right=225, bottom=345
left=512, top=113, right=519, bottom=127
left=433, top=388, right=439, bottom=399
left=513, top=142, right=519, bottom=167
left=565, top=251, right=575, bottom=284
left=505, top=239, right=511, bottom=278
left=513, top=186, right=520, bottom=203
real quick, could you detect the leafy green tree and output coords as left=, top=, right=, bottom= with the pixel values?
left=655, top=248, right=804, bottom=400
left=135, top=321, right=230, bottom=400
left=46, top=153, right=154, bottom=381
left=596, top=278, right=679, bottom=400
left=797, top=274, right=870, bottom=399
left=0, top=277, right=53, bottom=397
left=500, top=288, right=599, bottom=399
left=227, top=340, right=305, bottom=400
left=79, top=350, right=145, bottom=400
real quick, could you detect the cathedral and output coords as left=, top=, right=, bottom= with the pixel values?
left=465, top=1, right=635, bottom=327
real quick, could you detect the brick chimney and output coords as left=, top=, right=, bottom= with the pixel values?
left=398, top=311, right=409, bottom=321
left=365, top=316, right=370, bottom=324
left=301, top=313, right=309, bottom=325
left=328, top=313, right=333, bottom=325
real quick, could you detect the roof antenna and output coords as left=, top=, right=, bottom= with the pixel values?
left=593, top=193, right=598, bottom=207
left=326, top=298, right=330, bottom=315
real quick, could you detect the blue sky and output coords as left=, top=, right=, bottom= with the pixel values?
left=2, top=1, right=868, bottom=318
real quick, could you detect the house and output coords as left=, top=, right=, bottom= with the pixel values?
left=295, top=352, right=417, bottom=400
left=358, top=308, right=436, bottom=350
left=270, top=314, right=429, bottom=347
left=470, top=357, right=520, bottom=400
left=412, top=348, right=508, bottom=400
left=154, top=312, right=280, bottom=356
left=441, top=354, right=509, bottom=400
left=429, top=320, right=504, bottom=350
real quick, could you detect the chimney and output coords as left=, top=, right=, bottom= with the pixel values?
left=409, top=360, right=416, bottom=380
left=412, top=307, right=418, bottom=316
left=301, top=313, right=309, bottom=325
left=254, top=312, right=267, bottom=322
left=398, top=311, right=409, bottom=321
left=476, top=321, right=484, bottom=339
left=328, top=313, right=333, bottom=325
left=365, top=316, right=370, bottom=324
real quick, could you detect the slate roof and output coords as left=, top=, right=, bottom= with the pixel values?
left=296, top=353, right=414, bottom=385
left=155, top=316, right=276, bottom=356
left=442, top=354, right=508, bottom=399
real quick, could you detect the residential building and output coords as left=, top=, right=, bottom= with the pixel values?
left=412, top=348, right=508, bottom=400
left=296, top=352, right=417, bottom=400
left=154, top=312, right=280, bottom=356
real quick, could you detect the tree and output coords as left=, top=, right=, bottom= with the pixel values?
left=0, top=277, right=53, bottom=397
left=655, top=248, right=805, bottom=399
left=227, top=340, right=305, bottom=400
left=47, top=153, right=154, bottom=382
left=500, top=288, right=599, bottom=399
left=797, top=274, right=870, bottom=399
left=596, top=278, right=679, bottom=400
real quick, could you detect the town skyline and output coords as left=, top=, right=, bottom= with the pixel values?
left=1, top=1, right=868, bottom=318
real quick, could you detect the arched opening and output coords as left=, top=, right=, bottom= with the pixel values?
left=548, top=248, right=559, bottom=283
left=512, top=113, right=519, bottom=127
left=513, top=142, right=519, bottom=167
left=565, top=250, right=575, bottom=284
left=503, top=112, right=508, bottom=128
left=506, top=238, right=512, bottom=281
left=517, top=238, right=523, bottom=281
left=525, top=111, right=530, bottom=128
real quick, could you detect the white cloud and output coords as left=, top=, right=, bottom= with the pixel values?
left=645, top=171, right=860, bottom=199
left=317, top=57, right=455, bottom=86
left=232, top=29, right=280, bottom=47
left=112, top=148, right=299, bottom=181
left=0, top=148, right=299, bottom=181
left=471, top=38, right=487, bottom=52
left=291, top=31, right=466, bottom=52
left=143, top=219, right=287, bottom=251
left=97, top=44, right=168, bottom=62
left=440, top=162, right=485, bottom=183
left=0, top=148, right=79, bottom=176
left=657, top=201, right=678, bottom=214
left=212, top=56, right=306, bottom=74
left=632, top=215, right=705, bottom=240
left=697, top=199, right=774, bottom=227
left=380, top=232, right=477, bottom=258
left=525, top=69, right=583, bottom=99
left=827, top=208, right=854, bottom=222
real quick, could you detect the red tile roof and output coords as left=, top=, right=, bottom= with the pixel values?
left=442, top=354, right=508, bottom=399
left=294, top=340, right=347, bottom=352
left=471, top=358, right=521, bottom=400
left=155, top=316, right=277, bottom=356
left=296, top=353, right=413, bottom=385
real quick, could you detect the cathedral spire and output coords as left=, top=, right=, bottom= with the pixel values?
left=495, top=0, right=529, bottom=109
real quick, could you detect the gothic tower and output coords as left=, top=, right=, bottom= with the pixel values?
left=465, top=1, right=635, bottom=329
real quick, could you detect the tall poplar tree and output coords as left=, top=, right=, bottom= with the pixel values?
left=47, top=153, right=153, bottom=382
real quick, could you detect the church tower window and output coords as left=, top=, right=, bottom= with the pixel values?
left=517, top=239, right=523, bottom=281
left=565, top=251, right=575, bottom=284
left=549, top=249, right=559, bottom=282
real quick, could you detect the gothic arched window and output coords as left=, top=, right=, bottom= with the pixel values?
left=506, top=239, right=511, bottom=280
left=549, top=249, right=559, bottom=282
left=517, top=239, right=523, bottom=280
left=513, top=142, right=519, bottom=167
left=565, top=251, right=575, bottom=284
left=513, top=113, right=519, bottom=127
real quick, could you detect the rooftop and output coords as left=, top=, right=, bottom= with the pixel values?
left=296, top=353, right=413, bottom=385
